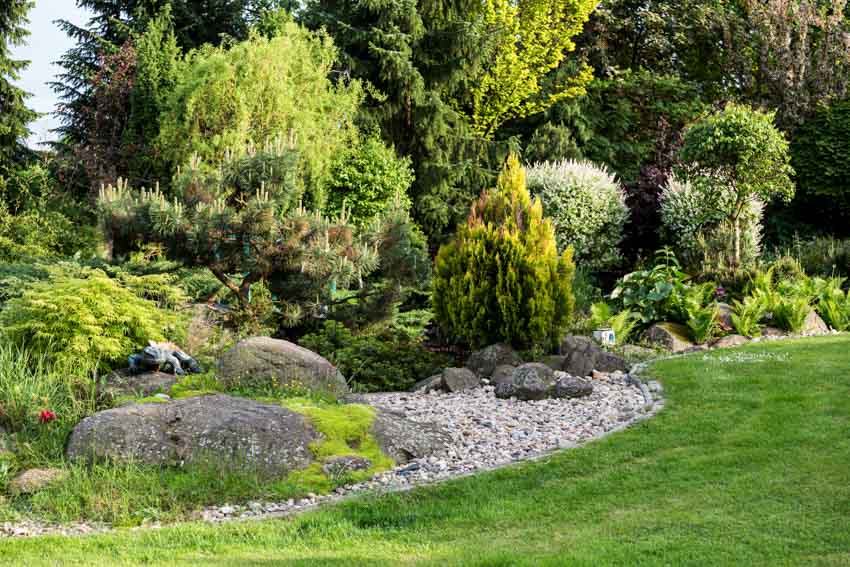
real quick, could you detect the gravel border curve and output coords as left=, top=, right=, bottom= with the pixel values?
left=1, top=371, right=663, bottom=539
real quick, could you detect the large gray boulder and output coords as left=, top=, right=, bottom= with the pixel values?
left=646, top=323, right=694, bottom=352
left=442, top=367, right=479, bottom=392
left=66, top=395, right=318, bottom=475
left=465, top=343, right=522, bottom=378
left=494, top=363, right=555, bottom=401
left=370, top=410, right=451, bottom=464
left=218, top=337, right=349, bottom=396
left=559, top=336, right=628, bottom=377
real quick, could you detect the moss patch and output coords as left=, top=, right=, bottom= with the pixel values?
left=282, top=399, right=394, bottom=492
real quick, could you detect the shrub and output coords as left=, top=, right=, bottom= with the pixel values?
left=433, top=155, right=575, bottom=350
left=731, top=295, right=768, bottom=337
left=158, top=22, right=362, bottom=206
left=660, top=175, right=764, bottom=269
left=784, top=237, right=850, bottom=279
left=0, top=270, right=180, bottom=371
left=814, top=278, right=850, bottom=332
left=526, top=159, right=628, bottom=268
left=325, top=136, right=414, bottom=226
left=300, top=319, right=450, bottom=392
left=611, top=248, right=689, bottom=325
left=678, top=103, right=794, bottom=267
left=791, top=99, right=850, bottom=228
left=773, top=296, right=812, bottom=333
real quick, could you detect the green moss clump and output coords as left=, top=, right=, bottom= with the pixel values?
left=282, top=399, right=394, bottom=492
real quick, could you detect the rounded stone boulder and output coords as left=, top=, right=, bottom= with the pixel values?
left=495, top=363, right=555, bottom=401
left=66, top=395, right=318, bottom=475
left=218, top=337, right=349, bottom=396
left=465, top=343, right=522, bottom=378
left=552, top=373, right=593, bottom=399
left=442, top=367, right=479, bottom=392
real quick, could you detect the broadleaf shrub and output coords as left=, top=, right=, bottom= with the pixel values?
left=0, top=270, right=180, bottom=371
left=526, top=159, right=628, bottom=268
left=660, top=175, right=764, bottom=270
left=433, top=155, right=575, bottom=350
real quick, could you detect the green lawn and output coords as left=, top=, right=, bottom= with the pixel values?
left=3, top=336, right=849, bottom=566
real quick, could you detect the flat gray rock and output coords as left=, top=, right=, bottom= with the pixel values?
left=370, top=410, right=451, bottom=464
left=495, top=363, right=555, bottom=401
left=100, top=370, right=178, bottom=400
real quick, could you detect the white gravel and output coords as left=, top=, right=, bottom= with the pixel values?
left=1, top=371, right=659, bottom=536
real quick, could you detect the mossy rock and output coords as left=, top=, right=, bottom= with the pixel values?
left=646, top=323, right=694, bottom=352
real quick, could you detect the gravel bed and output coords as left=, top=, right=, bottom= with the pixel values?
left=1, top=371, right=658, bottom=537
left=199, top=371, right=654, bottom=523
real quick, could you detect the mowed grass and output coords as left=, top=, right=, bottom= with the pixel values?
left=3, top=336, right=850, bottom=566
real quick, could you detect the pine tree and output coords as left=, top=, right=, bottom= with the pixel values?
left=98, top=144, right=429, bottom=328
left=433, top=154, right=575, bottom=350
left=0, top=0, right=37, bottom=172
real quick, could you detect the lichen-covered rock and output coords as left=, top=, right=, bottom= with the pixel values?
left=370, top=410, right=451, bottom=464
left=218, top=337, right=349, bottom=396
left=442, top=367, right=479, bottom=392
left=410, top=374, right=443, bottom=393
left=712, top=334, right=751, bottom=349
left=465, top=343, right=522, bottom=378
left=646, top=323, right=694, bottom=353
left=552, top=373, right=593, bottom=399
left=559, top=335, right=628, bottom=376
left=494, top=363, right=555, bottom=401
left=8, top=468, right=68, bottom=495
left=66, top=395, right=318, bottom=475
left=802, top=310, right=829, bottom=334
left=100, top=370, right=178, bottom=400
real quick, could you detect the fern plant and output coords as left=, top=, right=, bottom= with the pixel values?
left=730, top=295, right=768, bottom=337
left=773, top=296, right=812, bottom=333
left=590, top=302, right=638, bottom=344
left=815, top=278, right=850, bottom=331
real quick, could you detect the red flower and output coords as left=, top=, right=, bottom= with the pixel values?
left=38, top=409, right=57, bottom=424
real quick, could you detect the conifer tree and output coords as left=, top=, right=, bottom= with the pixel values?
left=98, top=143, right=429, bottom=328
left=0, top=0, right=37, bottom=172
left=433, top=154, right=575, bottom=350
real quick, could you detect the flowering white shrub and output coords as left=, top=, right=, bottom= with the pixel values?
left=660, top=175, right=764, bottom=268
left=526, top=159, right=628, bottom=269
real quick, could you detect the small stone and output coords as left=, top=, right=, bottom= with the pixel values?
left=8, top=468, right=68, bottom=496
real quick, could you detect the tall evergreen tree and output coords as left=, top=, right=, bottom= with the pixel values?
left=302, top=0, right=534, bottom=244
left=0, top=0, right=37, bottom=172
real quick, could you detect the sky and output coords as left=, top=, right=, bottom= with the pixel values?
left=11, top=1, right=91, bottom=147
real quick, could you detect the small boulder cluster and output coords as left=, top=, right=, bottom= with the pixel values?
left=413, top=339, right=631, bottom=402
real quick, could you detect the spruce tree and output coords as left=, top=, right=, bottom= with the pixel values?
left=0, top=0, right=37, bottom=172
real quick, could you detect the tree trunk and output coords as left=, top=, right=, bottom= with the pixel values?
left=733, top=216, right=741, bottom=268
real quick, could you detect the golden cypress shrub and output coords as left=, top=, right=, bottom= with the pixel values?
left=433, top=154, right=575, bottom=350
